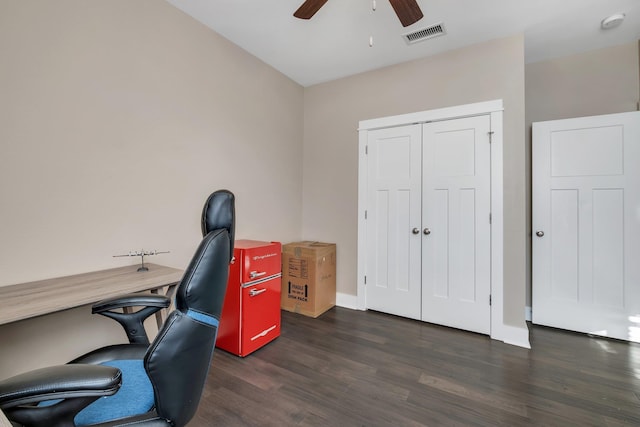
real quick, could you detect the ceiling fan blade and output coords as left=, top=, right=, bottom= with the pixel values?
left=293, top=0, right=329, bottom=20
left=388, top=0, right=423, bottom=27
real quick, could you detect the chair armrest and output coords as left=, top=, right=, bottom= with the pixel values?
left=0, top=364, right=121, bottom=408
left=92, top=294, right=170, bottom=313
left=0, top=364, right=121, bottom=427
left=92, top=294, right=171, bottom=345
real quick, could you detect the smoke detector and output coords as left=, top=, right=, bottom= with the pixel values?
left=601, top=13, right=625, bottom=29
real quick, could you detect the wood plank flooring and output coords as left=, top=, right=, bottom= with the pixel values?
left=191, top=307, right=640, bottom=426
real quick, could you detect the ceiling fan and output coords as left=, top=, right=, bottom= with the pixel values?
left=294, top=0, right=424, bottom=27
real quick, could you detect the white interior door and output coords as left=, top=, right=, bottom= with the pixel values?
left=365, top=116, right=492, bottom=333
left=365, top=124, right=422, bottom=320
left=533, top=112, right=640, bottom=342
left=421, top=116, right=492, bottom=334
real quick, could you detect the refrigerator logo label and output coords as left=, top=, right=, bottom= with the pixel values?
left=252, top=253, right=278, bottom=261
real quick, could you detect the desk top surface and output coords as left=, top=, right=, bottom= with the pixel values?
left=0, top=263, right=183, bottom=326
left=0, top=409, right=11, bottom=427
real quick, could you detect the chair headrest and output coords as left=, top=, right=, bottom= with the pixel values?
left=201, top=190, right=235, bottom=262
left=175, top=228, right=230, bottom=317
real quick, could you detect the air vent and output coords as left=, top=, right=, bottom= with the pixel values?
left=402, top=22, right=446, bottom=45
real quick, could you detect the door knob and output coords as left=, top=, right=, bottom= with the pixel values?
left=536, top=230, right=544, bottom=237
left=412, top=228, right=420, bottom=234
left=423, top=228, right=431, bottom=235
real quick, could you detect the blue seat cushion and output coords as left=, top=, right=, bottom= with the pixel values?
left=40, top=359, right=154, bottom=426
left=76, top=359, right=155, bottom=426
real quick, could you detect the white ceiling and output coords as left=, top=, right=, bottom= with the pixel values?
left=165, top=0, right=640, bottom=87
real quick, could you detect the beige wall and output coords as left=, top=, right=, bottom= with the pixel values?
left=12, top=1, right=631, bottom=378
left=302, top=35, right=527, bottom=328
left=0, top=0, right=303, bottom=378
left=524, top=42, right=640, bottom=307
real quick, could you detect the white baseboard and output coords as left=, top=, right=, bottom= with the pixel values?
left=525, top=306, right=532, bottom=322
left=336, top=292, right=360, bottom=310
left=500, top=324, right=531, bottom=349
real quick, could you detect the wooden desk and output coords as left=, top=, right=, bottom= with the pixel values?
left=0, top=263, right=183, bottom=327
left=0, top=409, right=11, bottom=427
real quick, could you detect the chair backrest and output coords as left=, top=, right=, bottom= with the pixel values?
left=201, top=189, right=235, bottom=262
left=143, top=207, right=233, bottom=425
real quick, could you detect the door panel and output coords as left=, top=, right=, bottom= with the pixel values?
left=366, top=125, right=422, bottom=320
left=432, top=189, right=449, bottom=298
left=533, top=112, right=640, bottom=342
left=550, top=189, right=579, bottom=300
left=241, top=276, right=281, bottom=356
left=422, top=115, right=491, bottom=334
left=459, top=188, right=477, bottom=302
left=592, top=189, right=624, bottom=307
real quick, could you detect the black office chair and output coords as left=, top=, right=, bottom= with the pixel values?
left=74, top=189, right=235, bottom=351
left=85, top=189, right=236, bottom=348
left=0, top=190, right=235, bottom=427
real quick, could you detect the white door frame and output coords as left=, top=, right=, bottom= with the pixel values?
left=357, top=99, right=525, bottom=347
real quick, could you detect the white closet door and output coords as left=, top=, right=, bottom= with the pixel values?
left=365, top=124, right=422, bottom=320
left=533, top=112, right=640, bottom=342
left=421, top=115, right=492, bottom=334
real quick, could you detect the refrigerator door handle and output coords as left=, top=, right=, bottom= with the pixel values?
left=249, top=288, right=267, bottom=297
left=249, top=270, right=267, bottom=279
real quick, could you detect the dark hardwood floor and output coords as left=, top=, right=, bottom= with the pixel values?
left=191, top=307, right=640, bottom=426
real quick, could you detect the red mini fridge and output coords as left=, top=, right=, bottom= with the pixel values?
left=216, top=239, right=282, bottom=357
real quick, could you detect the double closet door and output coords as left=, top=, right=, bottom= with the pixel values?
left=365, top=115, right=492, bottom=334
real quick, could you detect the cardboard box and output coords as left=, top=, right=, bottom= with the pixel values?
left=281, top=241, right=336, bottom=318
